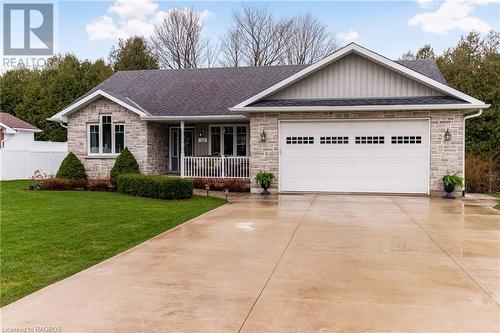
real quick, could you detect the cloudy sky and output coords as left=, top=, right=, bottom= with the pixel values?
left=57, top=0, right=500, bottom=61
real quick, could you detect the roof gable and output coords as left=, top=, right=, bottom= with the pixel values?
left=0, top=112, right=40, bottom=132
left=268, top=53, right=444, bottom=100
left=233, top=43, right=485, bottom=109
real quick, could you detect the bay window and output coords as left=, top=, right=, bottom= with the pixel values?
left=209, top=125, right=248, bottom=156
left=87, top=115, right=125, bottom=155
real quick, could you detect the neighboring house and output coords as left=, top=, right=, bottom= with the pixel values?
left=0, top=112, right=41, bottom=149
left=49, top=43, right=488, bottom=195
left=0, top=113, right=67, bottom=180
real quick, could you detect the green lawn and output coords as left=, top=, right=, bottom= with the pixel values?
left=0, top=180, right=225, bottom=306
left=488, top=193, right=500, bottom=210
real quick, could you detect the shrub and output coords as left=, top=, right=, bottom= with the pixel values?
left=465, top=155, right=500, bottom=193
left=117, top=174, right=192, bottom=200
left=110, top=148, right=140, bottom=180
left=191, top=178, right=250, bottom=192
left=88, top=178, right=115, bottom=191
left=40, top=178, right=88, bottom=190
left=56, top=152, right=87, bottom=180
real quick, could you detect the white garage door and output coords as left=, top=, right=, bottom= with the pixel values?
left=279, top=119, right=429, bottom=194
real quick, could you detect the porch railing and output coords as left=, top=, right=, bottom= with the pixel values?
left=183, top=156, right=250, bottom=178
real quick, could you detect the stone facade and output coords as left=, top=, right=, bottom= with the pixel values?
left=67, top=98, right=168, bottom=178
left=249, top=110, right=466, bottom=196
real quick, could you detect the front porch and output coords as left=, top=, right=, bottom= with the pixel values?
left=161, top=121, right=251, bottom=179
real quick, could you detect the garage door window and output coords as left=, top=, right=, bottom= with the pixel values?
left=320, top=136, right=349, bottom=144
left=286, top=137, right=314, bottom=144
left=391, top=136, right=422, bottom=144
left=355, top=136, right=384, bottom=144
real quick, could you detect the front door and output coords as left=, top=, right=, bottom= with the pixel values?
left=170, top=128, right=195, bottom=172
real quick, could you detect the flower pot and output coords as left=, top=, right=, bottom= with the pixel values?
left=443, top=183, right=455, bottom=199
left=260, top=185, right=271, bottom=196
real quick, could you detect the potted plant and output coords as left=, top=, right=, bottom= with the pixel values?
left=256, top=171, right=275, bottom=195
left=442, top=172, right=464, bottom=199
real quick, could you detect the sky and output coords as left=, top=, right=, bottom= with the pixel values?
left=7, top=0, right=500, bottom=65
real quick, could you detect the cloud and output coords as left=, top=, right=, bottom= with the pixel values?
left=336, top=30, right=359, bottom=43
left=409, top=0, right=495, bottom=34
left=86, top=0, right=214, bottom=40
left=416, top=0, right=433, bottom=8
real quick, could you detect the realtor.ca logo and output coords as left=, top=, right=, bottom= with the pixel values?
left=2, top=3, right=55, bottom=69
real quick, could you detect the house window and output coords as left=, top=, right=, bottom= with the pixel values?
left=209, top=125, right=248, bottom=156
left=355, top=136, right=384, bottom=144
left=89, top=125, right=99, bottom=154
left=391, top=136, right=422, bottom=144
left=87, top=115, right=125, bottom=155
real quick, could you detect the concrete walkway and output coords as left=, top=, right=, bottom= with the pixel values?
left=2, top=194, right=499, bottom=332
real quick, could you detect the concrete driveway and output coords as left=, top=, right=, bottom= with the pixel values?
left=2, top=194, right=499, bottom=332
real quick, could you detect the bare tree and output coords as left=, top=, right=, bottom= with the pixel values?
left=285, top=13, right=338, bottom=64
left=151, top=8, right=208, bottom=69
left=220, top=6, right=293, bottom=67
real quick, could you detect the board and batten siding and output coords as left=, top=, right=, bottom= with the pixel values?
left=270, top=53, right=443, bottom=99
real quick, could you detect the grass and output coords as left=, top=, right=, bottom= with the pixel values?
left=487, top=193, right=500, bottom=210
left=0, top=180, right=225, bottom=307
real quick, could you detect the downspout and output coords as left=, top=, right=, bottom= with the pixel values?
left=462, top=109, right=483, bottom=196
left=58, top=121, right=67, bottom=129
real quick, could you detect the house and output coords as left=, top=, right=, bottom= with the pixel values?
left=49, top=43, right=488, bottom=195
left=0, top=112, right=41, bottom=149
left=0, top=112, right=67, bottom=180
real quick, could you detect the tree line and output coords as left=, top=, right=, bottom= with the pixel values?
left=0, top=6, right=498, bottom=190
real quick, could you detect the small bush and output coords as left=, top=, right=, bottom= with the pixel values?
left=56, top=152, right=87, bottom=180
left=117, top=174, right=193, bottom=200
left=40, top=178, right=88, bottom=190
left=88, top=178, right=115, bottom=191
left=110, top=148, right=140, bottom=180
left=191, top=178, right=250, bottom=192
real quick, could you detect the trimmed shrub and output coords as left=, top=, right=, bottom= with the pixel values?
left=56, top=152, right=87, bottom=180
left=117, top=174, right=193, bottom=200
left=110, top=147, right=140, bottom=180
left=40, top=178, right=88, bottom=190
left=88, top=178, right=115, bottom=191
left=191, top=178, right=250, bottom=192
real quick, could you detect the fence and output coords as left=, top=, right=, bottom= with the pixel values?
left=183, top=156, right=250, bottom=178
left=0, top=142, right=68, bottom=180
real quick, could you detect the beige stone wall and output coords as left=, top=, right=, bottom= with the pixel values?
left=249, top=110, right=465, bottom=195
left=67, top=98, right=168, bottom=178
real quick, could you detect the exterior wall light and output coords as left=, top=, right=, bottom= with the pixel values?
left=444, top=128, right=452, bottom=142
left=260, top=130, right=267, bottom=142
left=199, top=129, right=205, bottom=138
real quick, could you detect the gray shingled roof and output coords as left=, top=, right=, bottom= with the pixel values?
left=65, top=59, right=450, bottom=117
left=396, top=59, right=447, bottom=85
left=250, top=96, right=464, bottom=108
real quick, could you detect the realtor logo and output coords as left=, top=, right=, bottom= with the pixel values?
left=3, top=3, right=53, bottom=55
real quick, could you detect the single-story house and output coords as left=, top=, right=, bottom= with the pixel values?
left=49, top=43, right=488, bottom=195
left=0, top=112, right=41, bottom=149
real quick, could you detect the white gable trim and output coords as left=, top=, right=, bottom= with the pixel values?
left=0, top=122, right=17, bottom=134
left=48, top=89, right=149, bottom=123
left=232, top=43, right=485, bottom=110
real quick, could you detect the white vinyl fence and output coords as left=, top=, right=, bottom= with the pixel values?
left=0, top=142, right=68, bottom=180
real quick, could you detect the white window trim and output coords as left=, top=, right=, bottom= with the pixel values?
left=208, top=124, right=249, bottom=156
left=86, top=115, right=125, bottom=156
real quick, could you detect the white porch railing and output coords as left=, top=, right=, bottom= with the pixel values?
left=183, top=156, right=250, bottom=178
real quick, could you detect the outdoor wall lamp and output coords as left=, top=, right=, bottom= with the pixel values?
left=260, top=130, right=267, bottom=142
left=199, top=129, right=205, bottom=138
left=444, top=128, right=452, bottom=142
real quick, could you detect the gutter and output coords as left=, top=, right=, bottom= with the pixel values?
left=462, top=109, right=484, bottom=196
left=141, top=115, right=248, bottom=122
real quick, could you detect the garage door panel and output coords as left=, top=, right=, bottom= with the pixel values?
left=280, top=120, right=429, bottom=194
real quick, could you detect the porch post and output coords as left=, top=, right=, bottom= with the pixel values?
left=180, top=121, right=185, bottom=178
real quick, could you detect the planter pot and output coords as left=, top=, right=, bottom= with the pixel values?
left=443, top=183, right=456, bottom=199
left=260, top=185, right=271, bottom=196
